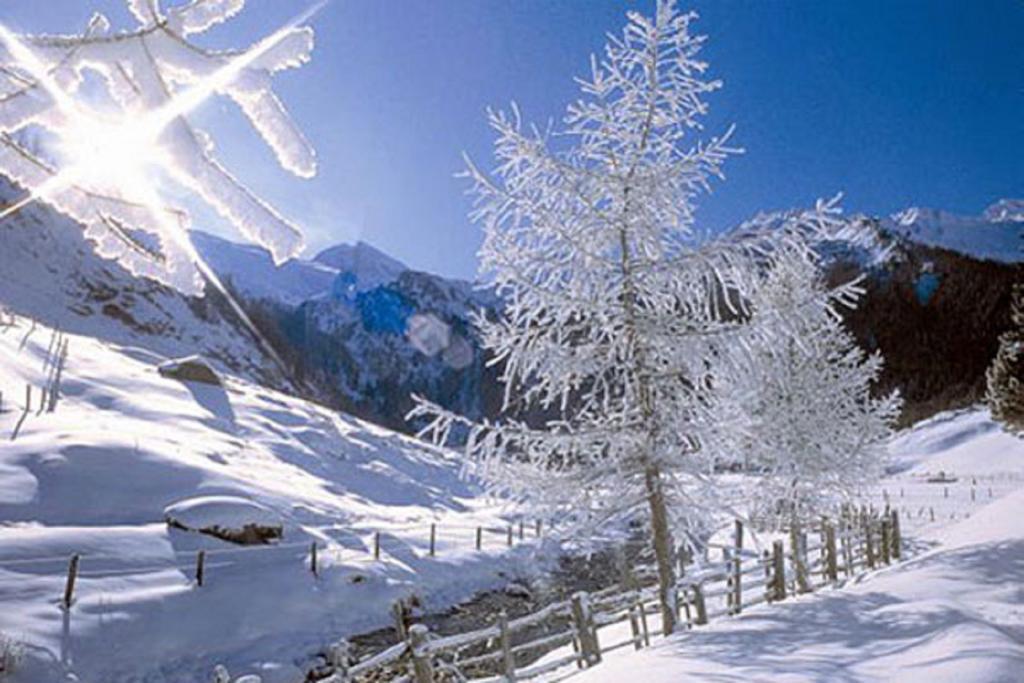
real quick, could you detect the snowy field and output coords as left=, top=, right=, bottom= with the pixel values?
left=530, top=409, right=1024, bottom=683
left=0, top=315, right=540, bottom=683
left=1, top=316, right=1022, bottom=683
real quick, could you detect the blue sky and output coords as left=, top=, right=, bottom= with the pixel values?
left=4, top=0, right=1022, bottom=280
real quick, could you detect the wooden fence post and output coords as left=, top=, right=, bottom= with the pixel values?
left=327, top=639, right=351, bottom=682
left=771, top=541, right=786, bottom=602
left=310, top=542, right=318, bottom=578
left=63, top=553, right=80, bottom=608
left=890, top=509, right=902, bottom=560
left=691, top=583, right=708, bottom=625
left=408, top=624, right=433, bottom=683
left=429, top=523, right=436, bottom=557
left=868, top=516, right=884, bottom=569
left=790, top=522, right=811, bottom=594
left=536, top=519, right=542, bottom=537
left=763, top=549, right=773, bottom=602
left=392, top=600, right=409, bottom=640
left=570, top=592, right=601, bottom=666
left=638, top=597, right=651, bottom=645
left=475, top=526, right=482, bottom=551
left=519, top=520, right=524, bottom=541
left=498, top=610, right=516, bottom=680
left=195, top=550, right=206, bottom=587
left=824, top=521, right=838, bottom=583
left=374, top=531, right=381, bottom=560
left=628, top=604, right=642, bottom=650
left=571, top=633, right=583, bottom=670
left=507, top=525, right=513, bottom=547
left=880, top=519, right=892, bottom=565
left=724, top=547, right=734, bottom=614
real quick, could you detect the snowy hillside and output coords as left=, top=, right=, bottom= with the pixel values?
left=532, top=409, right=1024, bottom=682
left=0, top=181, right=282, bottom=388
left=881, top=199, right=1023, bottom=264
left=0, top=314, right=534, bottom=683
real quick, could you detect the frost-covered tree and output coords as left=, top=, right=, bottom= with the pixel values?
left=733, top=261, right=902, bottom=524
left=0, top=0, right=318, bottom=294
left=986, top=284, right=1024, bottom=434
left=410, top=1, right=870, bottom=634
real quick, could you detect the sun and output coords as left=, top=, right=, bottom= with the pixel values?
left=56, top=110, right=166, bottom=202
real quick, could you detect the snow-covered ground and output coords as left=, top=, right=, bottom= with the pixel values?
left=0, top=314, right=539, bottom=683
left=2, top=306, right=1022, bottom=683
left=536, top=409, right=1024, bottom=682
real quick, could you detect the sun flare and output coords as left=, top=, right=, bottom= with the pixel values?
left=56, top=112, right=165, bottom=200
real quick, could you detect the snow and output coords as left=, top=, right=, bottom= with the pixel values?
left=883, top=202, right=1024, bottom=264
left=189, top=231, right=415, bottom=306
left=313, top=241, right=408, bottom=293
left=534, top=408, right=1024, bottom=682
left=0, top=314, right=540, bottom=682
left=984, top=199, right=1024, bottom=224
left=191, top=230, right=339, bottom=306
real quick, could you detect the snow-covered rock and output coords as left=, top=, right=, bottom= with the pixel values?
left=164, top=495, right=280, bottom=531
left=158, top=355, right=223, bottom=386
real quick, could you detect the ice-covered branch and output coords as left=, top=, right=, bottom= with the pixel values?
left=0, top=0, right=319, bottom=294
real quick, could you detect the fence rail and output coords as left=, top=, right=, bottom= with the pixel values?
left=315, top=507, right=904, bottom=683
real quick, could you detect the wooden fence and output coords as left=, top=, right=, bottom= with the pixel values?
left=316, top=507, right=903, bottom=683
left=6, top=324, right=69, bottom=441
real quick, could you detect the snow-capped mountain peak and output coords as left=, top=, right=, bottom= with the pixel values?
left=191, top=233, right=410, bottom=305
left=313, top=241, right=408, bottom=293
left=881, top=200, right=1022, bottom=264
left=983, top=198, right=1024, bottom=224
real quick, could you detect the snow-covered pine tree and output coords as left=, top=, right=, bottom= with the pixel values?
left=986, top=284, right=1024, bottom=434
left=733, top=260, right=902, bottom=524
left=409, top=0, right=870, bottom=634
left=0, top=0, right=318, bottom=294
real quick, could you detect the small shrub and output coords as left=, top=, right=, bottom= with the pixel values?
left=0, top=633, right=24, bottom=677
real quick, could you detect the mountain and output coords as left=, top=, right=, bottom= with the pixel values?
left=878, top=199, right=1023, bottom=264
left=313, top=241, right=408, bottom=292
left=827, top=211, right=1022, bottom=426
left=983, top=198, right=1024, bottom=224
left=190, top=199, right=1021, bottom=433
left=190, top=232, right=505, bottom=433
left=190, top=230, right=338, bottom=306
